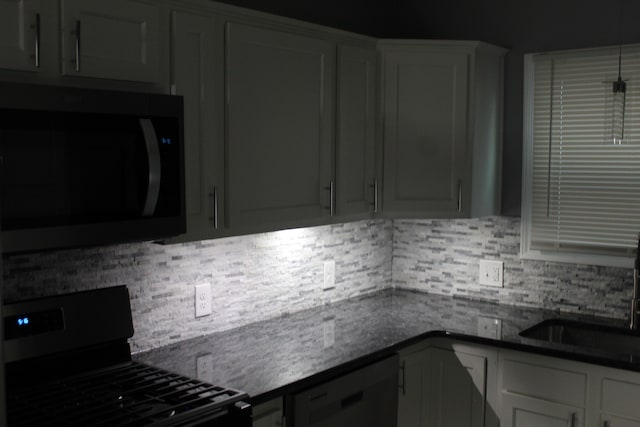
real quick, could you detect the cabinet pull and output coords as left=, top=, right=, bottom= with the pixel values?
left=209, top=187, right=219, bottom=229
left=457, top=180, right=462, bottom=213
left=33, top=13, right=41, bottom=68
left=603, top=422, right=609, bottom=427
left=399, top=360, right=406, bottom=395
left=325, top=181, right=335, bottom=217
left=569, top=412, right=577, bottom=427
left=73, top=20, right=81, bottom=72
left=340, top=391, right=363, bottom=409
left=369, top=179, right=379, bottom=213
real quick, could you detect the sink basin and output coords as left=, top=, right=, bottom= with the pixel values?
left=520, top=318, right=640, bottom=355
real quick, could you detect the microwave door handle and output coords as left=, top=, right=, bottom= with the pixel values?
left=139, top=118, right=161, bottom=216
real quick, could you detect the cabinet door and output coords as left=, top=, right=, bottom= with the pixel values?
left=382, top=50, right=467, bottom=216
left=498, top=352, right=587, bottom=427
left=0, top=0, right=41, bottom=71
left=500, top=394, right=583, bottom=427
left=336, top=44, right=377, bottom=217
left=60, top=0, right=160, bottom=82
left=225, top=22, right=334, bottom=229
left=171, top=11, right=224, bottom=241
left=397, top=350, right=425, bottom=427
left=600, top=376, right=640, bottom=426
left=424, top=347, right=486, bottom=427
left=290, top=355, right=398, bottom=427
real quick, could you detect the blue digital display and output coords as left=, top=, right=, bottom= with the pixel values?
left=5, top=309, right=63, bottom=340
left=161, top=137, right=172, bottom=145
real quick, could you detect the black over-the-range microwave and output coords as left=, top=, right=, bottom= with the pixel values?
left=0, top=82, right=186, bottom=253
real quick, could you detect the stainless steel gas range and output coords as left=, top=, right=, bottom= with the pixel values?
left=3, top=286, right=251, bottom=426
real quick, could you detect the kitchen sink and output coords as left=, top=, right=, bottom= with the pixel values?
left=520, top=318, right=640, bottom=355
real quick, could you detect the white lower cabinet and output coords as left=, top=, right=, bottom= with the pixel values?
left=599, top=372, right=640, bottom=427
left=498, top=351, right=587, bottom=427
left=498, top=348, right=640, bottom=427
left=500, top=394, right=583, bottom=427
left=398, top=347, right=427, bottom=427
left=397, top=339, right=498, bottom=427
left=254, top=341, right=640, bottom=427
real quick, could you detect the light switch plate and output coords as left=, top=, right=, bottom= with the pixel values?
left=195, top=283, right=212, bottom=318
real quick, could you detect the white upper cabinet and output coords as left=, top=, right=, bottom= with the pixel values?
left=336, top=44, right=377, bottom=217
left=60, top=0, right=161, bottom=82
left=379, top=41, right=506, bottom=218
left=225, top=21, right=334, bottom=231
left=381, top=48, right=468, bottom=217
left=0, top=0, right=43, bottom=72
left=170, top=9, right=225, bottom=241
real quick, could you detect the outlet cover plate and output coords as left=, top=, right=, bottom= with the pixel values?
left=323, top=260, right=335, bottom=290
left=195, top=283, right=212, bottom=317
left=479, top=260, right=504, bottom=287
left=196, top=353, right=214, bottom=383
left=323, top=317, right=335, bottom=348
left=477, top=317, right=502, bottom=339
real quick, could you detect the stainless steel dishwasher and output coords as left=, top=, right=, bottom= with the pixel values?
left=287, top=355, right=399, bottom=427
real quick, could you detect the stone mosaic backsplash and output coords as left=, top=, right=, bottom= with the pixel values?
left=393, top=217, right=633, bottom=319
left=2, top=219, right=392, bottom=353
left=3, top=216, right=635, bottom=353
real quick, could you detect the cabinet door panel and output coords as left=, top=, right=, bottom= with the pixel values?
left=602, top=377, right=640, bottom=420
left=225, top=22, right=333, bottom=228
left=397, top=351, right=425, bottom=427
left=336, top=44, right=376, bottom=216
left=383, top=51, right=467, bottom=215
left=501, top=358, right=586, bottom=408
left=60, top=0, right=160, bottom=82
left=500, top=394, right=582, bottom=427
left=171, top=11, right=223, bottom=240
left=424, top=347, right=486, bottom=427
left=0, top=0, right=40, bottom=71
left=601, top=417, right=640, bottom=427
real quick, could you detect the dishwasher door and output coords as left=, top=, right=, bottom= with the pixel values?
left=289, top=355, right=399, bottom=427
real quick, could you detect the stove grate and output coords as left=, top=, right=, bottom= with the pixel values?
left=8, top=361, right=247, bottom=427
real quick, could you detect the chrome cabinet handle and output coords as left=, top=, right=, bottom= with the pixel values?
left=399, top=360, right=406, bottom=395
left=139, top=119, right=161, bottom=216
left=369, top=179, right=379, bottom=213
left=33, top=13, right=40, bottom=68
left=73, top=20, right=81, bottom=72
left=209, top=186, right=219, bottom=229
left=457, top=180, right=462, bottom=213
left=569, top=413, right=577, bottom=427
left=325, top=181, right=335, bottom=217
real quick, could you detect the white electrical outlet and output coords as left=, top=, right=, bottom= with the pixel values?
left=477, top=317, right=502, bottom=339
left=479, top=260, right=504, bottom=287
left=195, top=283, right=212, bottom=318
left=196, top=353, right=214, bottom=383
left=323, top=318, right=335, bottom=348
left=323, top=260, right=335, bottom=290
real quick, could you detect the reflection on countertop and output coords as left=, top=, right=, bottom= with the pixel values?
left=133, top=289, right=633, bottom=403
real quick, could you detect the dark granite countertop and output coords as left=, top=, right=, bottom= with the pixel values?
left=133, top=289, right=637, bottom=404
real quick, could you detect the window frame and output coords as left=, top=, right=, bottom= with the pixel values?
left=520, top=51, right=635, bottom=268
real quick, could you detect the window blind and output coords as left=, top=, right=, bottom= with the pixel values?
left=530, top=45, right=640, bottom=257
